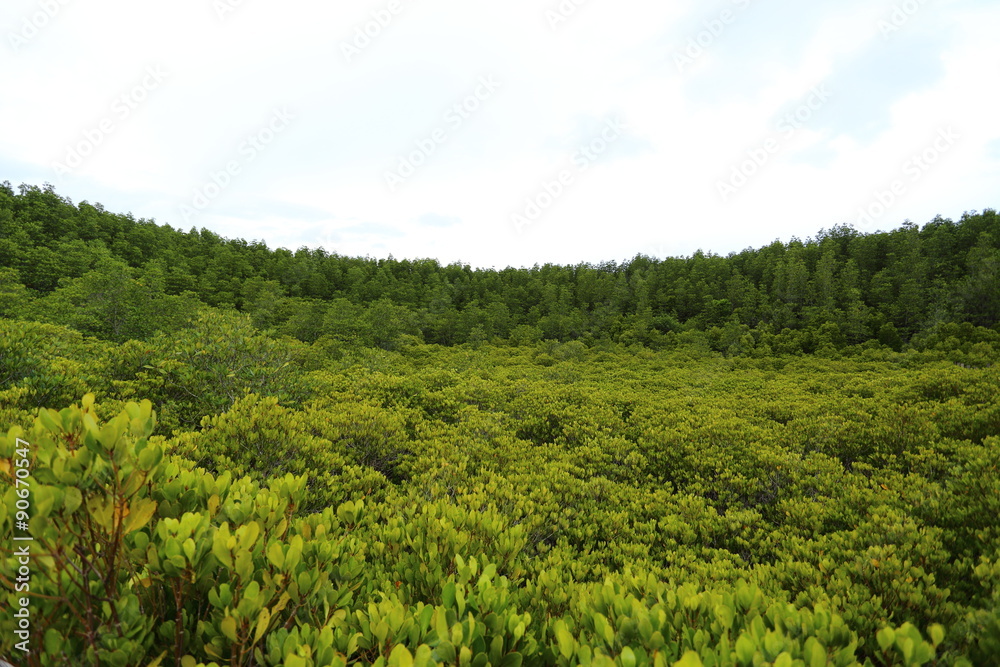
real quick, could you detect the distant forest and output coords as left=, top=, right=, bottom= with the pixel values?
left=1, top=182, right=997, bottom=355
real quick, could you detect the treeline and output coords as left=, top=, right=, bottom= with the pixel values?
left=1, top=182, right=997, bottom=353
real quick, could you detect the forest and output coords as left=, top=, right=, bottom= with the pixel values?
left=0, top=181, right=998, bottom=666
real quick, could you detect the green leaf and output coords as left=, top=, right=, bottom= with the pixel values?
left=735, top=635, right=755, bottom=665
left=221, top=616, right=239, bottom=642
left=898, top=637, right=914, bottom=664
left=267, top=541, right=284, bottom=569
left=414, top=644, right=433, bottom=667
left=88, top=496, right=114, bottom=532
left=556, top=625, right=575, bottom=660
left=63, top=486, right=83, bottom=514
left=913, top=641, right=935, bottom=664
left=714, top=604, right=735, bottom=630
left=98, top=420, right=121, bottom=450
left=39, top=408, right=61, bottom=434
left=672, top=651, right=703, bottom=667
left=490, top=635, right=503, bottom=665
left=239, top=521, right=261, bottom=551
left=500, top=652, right=522, bottom=667
left=212, top=527, right=233, bottom=569
left=804, top=640, right=826, bottom=667
left=876, top=627, right=895, bottom=652
left=145, top=650, right=169, bottom=667
left=442, top=581, right=456, bottom=609
left=620, top=646, right=636, bottom=667
left=33, top=485, right=58, bottom=518
left=123, top=498, right=158, bottom=535
left=254, top=607, right=271, bottom=644
left=138, top=443, right=163, bottom=471
left=435, top=641, right=456, bottom=664
left=389, top=645, right=414, bottom=667
left=337, top=500, right=356, bottom=524
left=44, top=628, right=63, bottom=655
left=374, top=621, right=390, bottom=645
left=285, top=534, right=303, bottom=571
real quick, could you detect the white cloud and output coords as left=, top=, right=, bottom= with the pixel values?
left=2, top=0, right=997, bottom=268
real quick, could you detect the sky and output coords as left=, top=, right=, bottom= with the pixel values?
left=1, top=0, right=998, bottom=270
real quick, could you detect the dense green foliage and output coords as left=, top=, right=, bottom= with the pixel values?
left=1, top=184, right=999, bottom=665
left=1, top=182, right=997, bottom=351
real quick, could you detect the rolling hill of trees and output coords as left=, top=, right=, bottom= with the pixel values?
left=1, top=181, right=997, bottom=352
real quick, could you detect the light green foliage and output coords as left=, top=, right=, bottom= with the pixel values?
left=5, top=340, right=997, bottom=664
left=170, top=393, right=392, bottom=511
left=0, top=318, right=95, bottom=411
left=0, top=397, right=368, bottom=665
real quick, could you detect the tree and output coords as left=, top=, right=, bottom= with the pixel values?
left=877, top=322, right=903, bottom=351
left=0, top=268, right=30, bottom=318
left=125, top=309, right=315, bottom=432
left=322, top=298, right=368, bottom=344
left=961, top=239, right=1000, bottom=327
left=365, top=299, right=421, bottom=350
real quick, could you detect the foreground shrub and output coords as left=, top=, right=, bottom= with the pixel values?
left=1, top=396, right=964, bottom=666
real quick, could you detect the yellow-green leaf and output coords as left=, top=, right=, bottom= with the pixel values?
left=123, top=498, right=158, bottom=535
left=672, top=651, right=703, bottom=667
left=389, top=645, right=414, bottom=667
left=254, top=607, right=271, bottom=644
left=267, top=541, right=284, bottom=569
left=221, top=616, right=239, bottom=642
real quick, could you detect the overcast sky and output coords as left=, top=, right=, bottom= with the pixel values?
left=2, top=0, right=998, bottom=269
